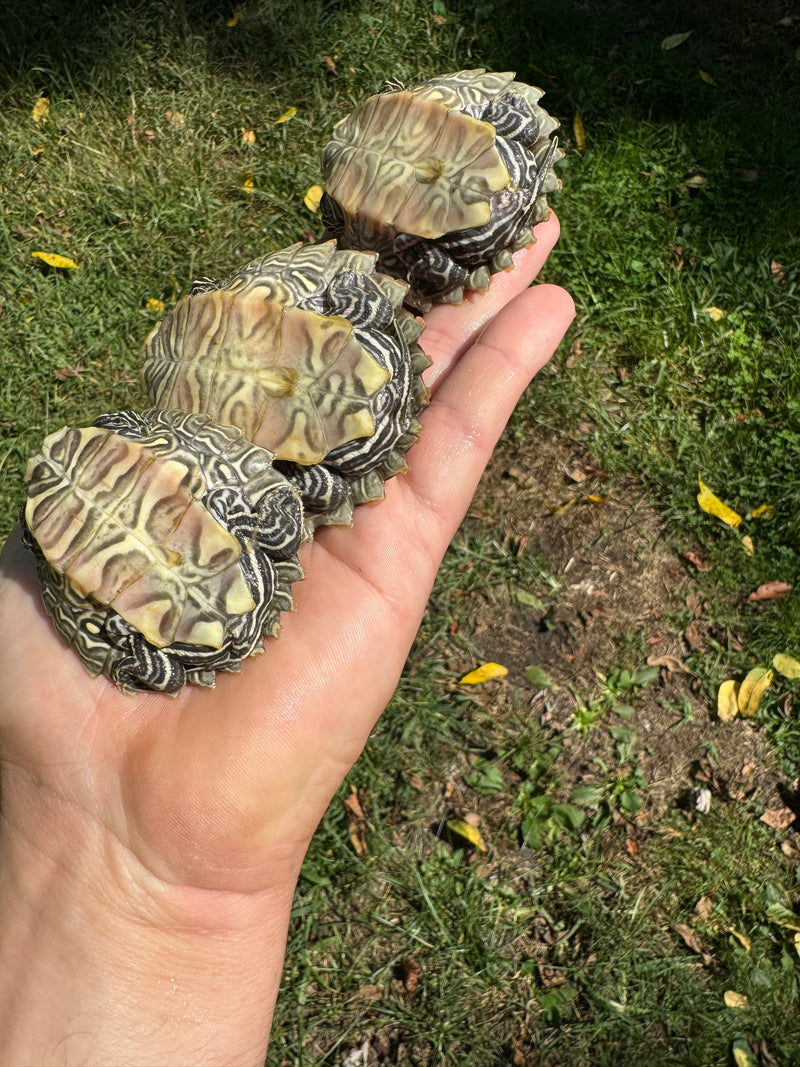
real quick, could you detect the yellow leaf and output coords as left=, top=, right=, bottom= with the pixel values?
left=304, top=184, right=323, bottom=212
left=723, top=990, right=749, bottom=1009
left=240, top=170, right=255, bottom=193
left=227, top=4, right=243, bottom=26
left=661, top=30, right=693, bottom=50
left=459, top=662, right=508, bottom=685
left=32, top=96, right=50, bottom=123
left=741, top=535, right=754, bottom=556
left=445, top=818, right=487, bottom=851
left=752, top=503, right=773, bottom=518
left=32, top=146, right=45, bottom=156
left=697, top=476, right=742, bottom=527
left=145, top=297, right=165, bottom=313
left=241, top=128, right=256, bottom=145
left=726, top=928, right=751, bottom=951
left=572, top=111, right=586, bottom=151
left=704, top=306, right=725, bottom=320
left=274, top=106, right=297, bottom=124
left=731, top=1041, right=758, bottom=1067
left=699, top=70, right=716, bottom=85
left=31, top=251, right=79, bottom=270
left=737, top=666, right=773, bottom=716
left=773, top=653, right=800, bottom=680
left=717, top=680, right=739, bottom=722
left=794, top=932, right=800, bottom=959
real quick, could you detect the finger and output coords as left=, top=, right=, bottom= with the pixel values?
left=420, top=211, right=562, bottom=389
left=405, top=281, right=576, bottom=544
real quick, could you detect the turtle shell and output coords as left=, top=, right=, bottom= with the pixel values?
left=22, top=408, right=305, bottom=695
left=320, top=69, right=562, bottom=309
left=143, top=241, right=430, bottom=518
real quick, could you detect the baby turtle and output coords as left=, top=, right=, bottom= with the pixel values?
left=320, top=69, right=562, bottom=309
left=143, top=241, right=430, bottom=521
left=22, top=408, right=305, bottom=695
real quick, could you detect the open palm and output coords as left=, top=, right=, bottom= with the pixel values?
left=0, top=215, right=574, bottom=900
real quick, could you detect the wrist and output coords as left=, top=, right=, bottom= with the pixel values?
left=0, top=764, right=299, bottom=1066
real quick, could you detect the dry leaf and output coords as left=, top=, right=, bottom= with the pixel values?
left=741, top=535, right=754, bottom=556
left=662, top=30, right=693, bottom=50
left=771, top=260, right=785, bottom=282
left=673, top=922, right=712, bottom=964
left=760, top=806, right=796, bottom=830
left=752, top=503, right=773, bottom=518
left=322, top=55, right=337, bottom=73
left=344, top=791, right=368, bottom=856
left=717, top=680, right=740, bottom=722
left=699, top=69, right=716, bottom=84
left=303, top=184, right=323, bottom=212
left=32, top=96, right=50, bottom=123
left=241, top=128, right=256, bottom=145
left=572, top=111, right=586, bottom=151
left=274, top=106, right=297, bottom=124
left=727, top=928, right=751, bottom=951
left=31, top=251, right=79, bottom=269
left=773, top=652, right=800, bottom=679
left=684, top=622, right=704, bottom=651
left=647, top=654, right=689, bottom=673
left=748, top=581, right=792, bottom=602
left=703, top=306, right=726, bottom=320
left=681, top=550, right=710, bottom=571
left=737, top=666, right=773, bottom=716
left=400, top=956, right=421, bottom=993
left=445, top=817, right=487, bottom=851
left=460, top=662, right=508, bottom=685
left=432, top=13, right=446, bottom=23
left=723, top=990, right=749, bottom=1009
left=697, top=476, right=742, bottom=527
left=357, top=984, right=383, bottom=1002
left=695, top=895, right=713, bottom=920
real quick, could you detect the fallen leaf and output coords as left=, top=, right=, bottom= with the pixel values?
left=774, top=653, right=800, bottom=679
left=646, top=654, right=690, bottom=673
left=748, top=581, right=792, bottom=602
left=432, top=13, right=447, bottom=23
left=737, top=666, right=773, bottom=716
left=717, top=679, right=740, bottom=722
left=54, top=364, right=83, bottom=380
left=399, top=956, right=421, bottom=993
left=684, top=621, right=704, bottom=651
left=357, top=984, right=382, bottom=1002
left=241, top=128, right=256, bottom=145
left=673, top=922, right=712, bottom=964
left=752, top=503, right=773, bottom=518
left=694, top=895, right=713, bottom=920
left=741, top=535, right=754, bottom=556
left=681, top=550, right=710, bottom=571
left=699, top=69, right=716, bottom=84
left=32, top=96, right=50, bottom=123
left=572, top=111, right=586, bottom=151
left=684, top=173, right=707, bottom=190
left=771, top=260, right=785, bottom=282
left=525, top=665, right=556, bottom=690
left=445, top=817, right=487, bottom=851
left=227, top=4, right=243, bottom=26
left=32, top=146, right=45, bottom=156
left=697, top=476, right=741, bottom=527
left=760, top=806, right=796, bottom=830
left=704, top=306, right=726, bottom=321
left=546, top=496, right=577, bottom=515
left=303, top=184, right=323, bottom=212
left=723, top=990, right=749, bottom=1009
left=240, top=170, right=255, bottom=193
left=460, top=662, right=508, bottom=685
left=344, top=791, right=368, bottom=856
left=662, top=30, right=693, bottom=49
left=727, top=928, right=751, bottom=951
left=322, top=55, right=337, bottom=73
left=145, top=297, right=165, bottom=313
left=274, top=106, right=297, bottom=124
left=731, top=1037, right=758, bottom=1067
left=31, top=251, right=79, bottom=269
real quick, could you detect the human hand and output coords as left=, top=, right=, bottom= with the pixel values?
left=0, top=213, right=573, bottom=1065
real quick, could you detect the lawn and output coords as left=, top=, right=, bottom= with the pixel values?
left=2, top=0, right=800, bottom=1063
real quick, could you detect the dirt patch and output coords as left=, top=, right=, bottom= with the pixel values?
left=459, top=424, right=786, bottom=818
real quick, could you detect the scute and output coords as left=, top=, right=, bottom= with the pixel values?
left=25, top=425, right=254, bottom=648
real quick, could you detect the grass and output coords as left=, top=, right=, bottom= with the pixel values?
left=3, top=0, right=800, bottom=1063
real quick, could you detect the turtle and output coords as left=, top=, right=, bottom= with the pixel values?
left=22, top=408, right=305, bottom=695
left=320, top=69, right=563, bottom=309
left=143, top=241, right=430, bottom=522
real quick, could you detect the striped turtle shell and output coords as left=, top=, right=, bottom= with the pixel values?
left=143, top=241, right=430, bottom=522
left=320, top=69, right=562, bottom=309
left=22, top=408, right=304, bottom=695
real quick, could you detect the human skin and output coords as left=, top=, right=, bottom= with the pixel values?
left=0, top=213, right=574, bottom=1066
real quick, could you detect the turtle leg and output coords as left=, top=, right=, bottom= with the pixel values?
left=274, top=461, right=354, bottom=528
left=484, top=93, right=540, bottom=148
left=325, top=270, right=394, bottom=329
left=393, top=233, right=468, bottom=303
